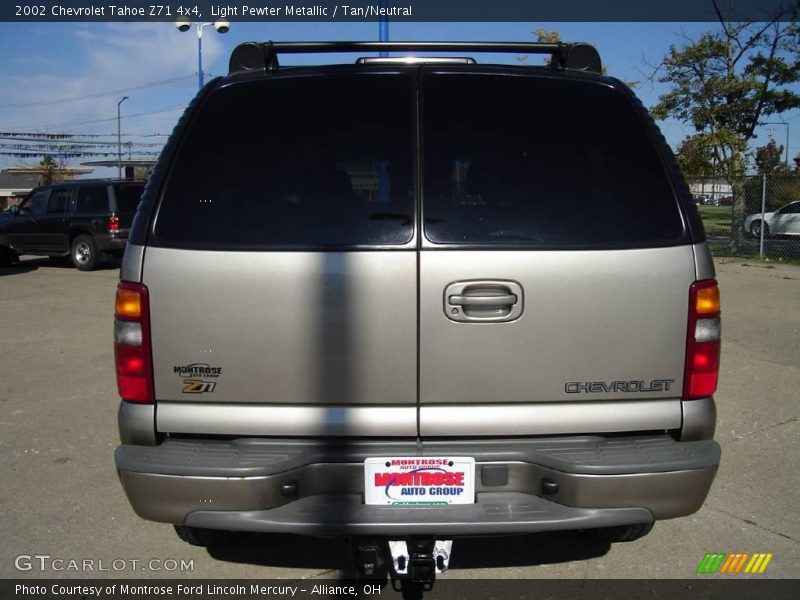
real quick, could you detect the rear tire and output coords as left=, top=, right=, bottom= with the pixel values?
left=71, top=235, right=98, bottom=271
left=749, top=220, right=769, bottom=239
left=0, top=246, right=18, bottom=267
left=587, top=522, right=654, bottom=543
left=173, top=525, right=233, bottom=547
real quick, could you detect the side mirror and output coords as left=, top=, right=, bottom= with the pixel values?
left=9, top=205, right=19, bottom=216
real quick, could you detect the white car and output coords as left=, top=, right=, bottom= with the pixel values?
left=744, top=201, right=800, bottom=237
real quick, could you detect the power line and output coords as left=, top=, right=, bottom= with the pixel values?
left=0, top=136, right=164, bottom=146
left=19, top=105, right=187, bottom=130
left=0, top=151, right=160, bottom=158
left=0, top=131, right=170, bottom=138
left=0, top=143, right=160, bottom=150
left=0, top=74, right=194, bottom=109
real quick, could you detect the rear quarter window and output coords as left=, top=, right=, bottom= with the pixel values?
left=422, top=73, right=686, bottom=247
left=74, top=187, right=109, bottom=214
left=113, top=185, right=144, bottom=213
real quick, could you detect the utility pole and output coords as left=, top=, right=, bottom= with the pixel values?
left=117, top=96, right=129, bottom=179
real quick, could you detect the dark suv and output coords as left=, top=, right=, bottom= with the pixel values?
left=0, top=180, right=143, bottom=270
left=113, top=42, right=721, bottom=585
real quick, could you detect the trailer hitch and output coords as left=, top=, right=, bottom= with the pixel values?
left=388, top=537, right=453, bottom=591
left=350, top=538, right=388, bottom=578
left=350, top=536, right=453, bottom=597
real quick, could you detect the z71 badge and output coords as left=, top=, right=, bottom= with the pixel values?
left=173, top=362, right=222, bottom=393
left=182, top=379, right=217, bottom=394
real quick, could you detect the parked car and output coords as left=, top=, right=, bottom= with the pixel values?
left=718, top=195, right=734, bottom=206
left=0, top=180, right=144, bottom=270
left=113, top=41, right=721, bottom=585
left=695, top=195, right=723, bottom=206
left=744, top=201, right=800, bottom=238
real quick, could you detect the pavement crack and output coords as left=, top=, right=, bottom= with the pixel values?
left=727, top=416, right=799, bottom=442
left=301, top=569, right=340, bottom=580
left=764, top=416, right=800, bottom=430
left=704, top=504, right=799, bottom=543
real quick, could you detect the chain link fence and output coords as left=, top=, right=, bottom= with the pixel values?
left=688, top=175, right=800, bottom=262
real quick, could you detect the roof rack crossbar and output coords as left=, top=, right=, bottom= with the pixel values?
left=228, top=41, right=602, bottom=75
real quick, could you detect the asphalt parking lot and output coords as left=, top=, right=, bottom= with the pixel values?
left=0, top=256, right=798, bottom=581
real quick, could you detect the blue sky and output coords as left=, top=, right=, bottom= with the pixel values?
left=1, top=20, right=798, bottom=178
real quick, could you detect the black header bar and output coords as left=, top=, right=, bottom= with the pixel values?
left=3, top=1, right=799, bottom=22
left=3, top=579, right=800, bottom=600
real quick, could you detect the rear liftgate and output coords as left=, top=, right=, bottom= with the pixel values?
left=229, top=40, right=604, bottom=594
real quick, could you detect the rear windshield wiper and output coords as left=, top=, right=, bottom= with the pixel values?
left=369, top=212, right=413, bottom=226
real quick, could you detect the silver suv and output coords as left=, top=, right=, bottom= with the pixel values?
left=114, top=42, right=721, bottom=582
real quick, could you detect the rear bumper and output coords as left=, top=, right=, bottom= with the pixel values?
left=94, top=232, right=128, bottom=252
left=183, top=493, right=655, bottom=536
left=115, top=435, right=720, bottom=536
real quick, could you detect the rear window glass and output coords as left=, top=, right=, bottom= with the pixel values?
left=422, top=74, right=685, bottom=246
left=154, top=73, right=414, bottom=248
left=114, top=184, right=143, bottom=212
left=75, top=187, right=108, bottom=214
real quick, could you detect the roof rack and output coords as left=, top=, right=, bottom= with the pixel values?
left=228, top=41, right=602, bottom=76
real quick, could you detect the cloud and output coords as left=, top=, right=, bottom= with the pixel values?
left=0, top=23, right=219, bottom=173
left=83, top=22, right=223, bottom=80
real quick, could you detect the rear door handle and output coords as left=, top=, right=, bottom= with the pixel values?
left=448, top=294, right=517, bottom=307
left=444, top=280, right=523, bottom=323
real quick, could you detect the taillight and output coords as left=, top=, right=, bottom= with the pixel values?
left=683, top=279, right=721, bottom=400
left=108, top=215, right=120, bottom=233
left=114, top=282, right=154, bottom=404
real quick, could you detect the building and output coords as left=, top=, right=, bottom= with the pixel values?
left=81, top=159, right=156, bottom=181
left=687, top=178, right=733, bottom=203
left=0, top=172, right=43, bottom=210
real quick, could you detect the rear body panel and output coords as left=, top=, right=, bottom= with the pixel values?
left=144, top=248, right=417, bottom=409
left=419, top=247, right=693, bottom=408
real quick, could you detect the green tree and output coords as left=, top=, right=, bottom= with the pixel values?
left=39, top=155, right=57, bottom=186
left=533, top=28, right=561, bottom=47
left=651, top=2, right=799, bottom=248
left=523, top=29, right=563, bottom=67
left=528, top=29, right=621, bottom=81
left=36, top=153, right=72, bottom=185
left=676, top=133, right=723, bottom=178
left=754, top=139, right=788, bottom=174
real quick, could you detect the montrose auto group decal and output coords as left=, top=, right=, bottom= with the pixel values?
left=173, top=362, right=222, bottom=394
left=364, top=457, right=475, bottom=505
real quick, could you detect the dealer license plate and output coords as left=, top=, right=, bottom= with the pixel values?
left=364, top=456, right=476, bottom=505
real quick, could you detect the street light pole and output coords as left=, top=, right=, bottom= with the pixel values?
left=198, top=24, right=204, bottom=89
left=117, top=96, right=128, bottom=179
left=177, top=19, right=230, bottom=90
left=784, top=122, right=790, bottom=169
left=379, top=0, right=389, bottom=57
